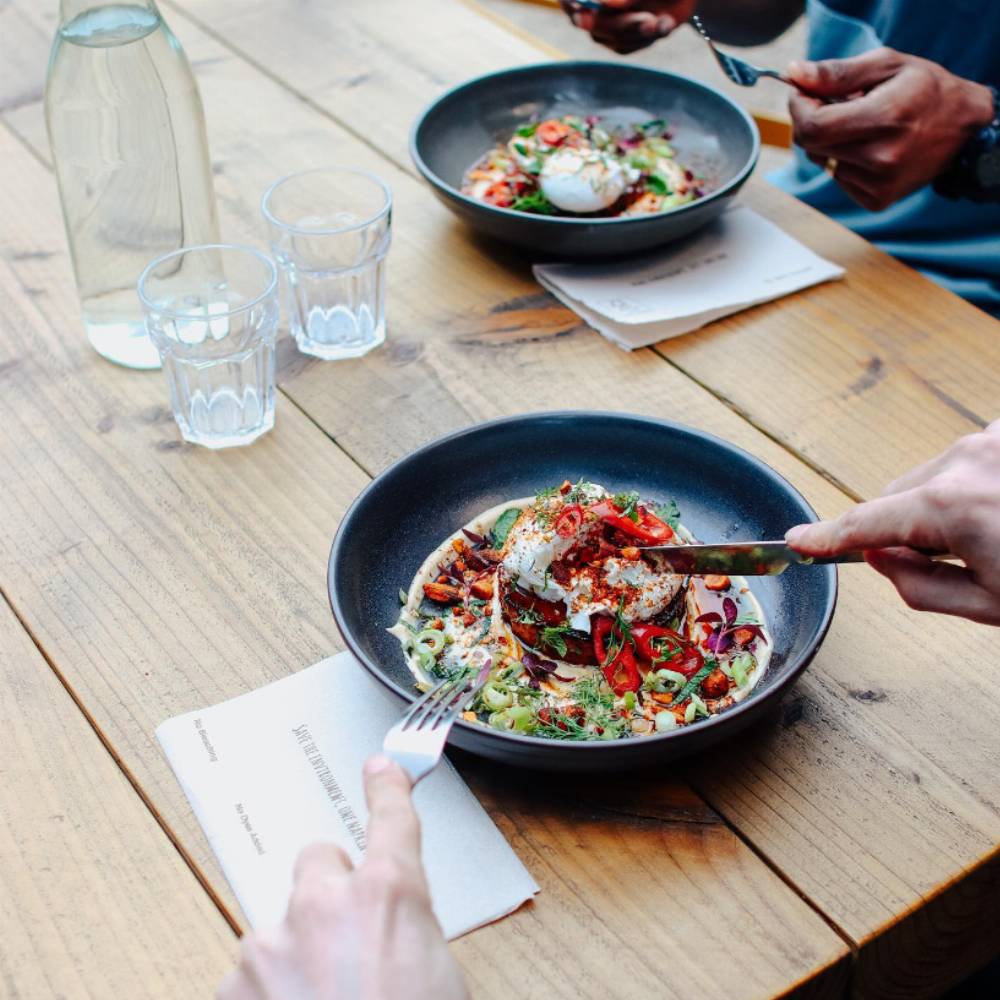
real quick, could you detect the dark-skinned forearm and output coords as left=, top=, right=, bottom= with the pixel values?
left=695, top=0, right=804, bottom=47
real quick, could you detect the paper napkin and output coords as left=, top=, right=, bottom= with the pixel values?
left=157, top=653, right=538, bottom=939
left=534, top=205, right=844, bottom=350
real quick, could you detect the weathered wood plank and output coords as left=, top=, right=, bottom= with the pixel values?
left=0, top=594, right=238, bottom=997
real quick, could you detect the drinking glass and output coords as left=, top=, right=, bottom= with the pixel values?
left=261, top=167, right=392, bottom=360
left=137, top=244, right=279, bottom=449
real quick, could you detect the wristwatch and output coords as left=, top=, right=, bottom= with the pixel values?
left=934, top=84, right=1000, bottom=202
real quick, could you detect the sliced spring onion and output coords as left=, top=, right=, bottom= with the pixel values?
left=655, top=668, right=688, bottom=691
left=690, top=693, right=709, bottom=719
left=623, top=691, right=636, bottom=712
left=730, top=653, right=754, bottom=689
left=416, top=650, right=436, bottom=672
left=481, top=682, right=513, bottom=712
left=655, top=711, right=676, bottom=732
left=398, top=588, right=408, bottom=605
left=684, top=700, right=697, bottom=724
left=505, top=705, right=534, bottom=732
left=415, top=629, right=445, bottom=655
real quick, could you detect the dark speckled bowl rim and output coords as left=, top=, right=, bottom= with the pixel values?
left=328, top=412, right=837, bottom=757
left=409, top=60, right=761, bottom=229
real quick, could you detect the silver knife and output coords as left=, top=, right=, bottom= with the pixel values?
left=642, top=541, right=951, bottom=577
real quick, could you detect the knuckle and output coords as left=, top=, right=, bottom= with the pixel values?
left=289, top=879, right=340, bottom=922
left=363, top=857, right=416, bottom=899
left=831, top=507, right=864, bottom=547
left=793, top=114, right=822, bottom=145
left=922, top=476, right=959, bottom=513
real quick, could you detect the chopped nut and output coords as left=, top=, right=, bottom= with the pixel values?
left=650, top=691, right=674, bottom=706
left=620, top=546, right=641, bottom=560
left=452, top=538, right=467, bottom=554
left=704, top=575, right=731, bottom=592
left=469, top=577, right=494, bottom=600
left=423, top=581, right=463, bottom=604
left=558, top=479, right=573, bottom=494
left=701, top=668, right=729, bottom=699
left=429, top=618, right=444, bottom=630
left=461, top=711, right=477, bottom=722
left=478, top=548, right=503, bottom=563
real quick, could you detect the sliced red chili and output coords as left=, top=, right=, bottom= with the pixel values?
left=554, top=503, right=584, bottom=538
left=589, top=499, right=674, bottom=545
left=536, top=119, right=571, bottom=146
left=592, top=615, right=641, bottom=696
left=632, top=624, right=703, bottom=678
left=483, top=181, right=513, bottom=207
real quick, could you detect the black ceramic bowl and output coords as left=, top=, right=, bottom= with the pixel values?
left=410, top=61, right=759, bottom=259
left=328, top=412, right=835, bottom=772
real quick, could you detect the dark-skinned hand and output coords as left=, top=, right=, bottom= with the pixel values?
left=559, top=0, right=695, bottom=54
left=786, top=47, right=994, bottom=211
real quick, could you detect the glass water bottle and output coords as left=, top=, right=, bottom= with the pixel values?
left=45, top=0, right=220, bottom=369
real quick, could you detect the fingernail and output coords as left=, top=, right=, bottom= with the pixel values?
left=570, top=11, right=583, bottom=26
left=785, top=525, right=808, bottom=545
left=788, top=60, right=817, bottom=84
left=640, top=15, right=661, bottom=36
left=657, top=15, right=676, bottom=35
left=364, top=754, right=393, bottom=776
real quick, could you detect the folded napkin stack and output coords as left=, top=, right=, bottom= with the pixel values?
left=534, top=205, right=844, bottom=350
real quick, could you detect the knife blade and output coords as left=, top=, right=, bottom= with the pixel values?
left=642, top=541, right=866, bottom=576
left=643, top=542, right=956, bottom=576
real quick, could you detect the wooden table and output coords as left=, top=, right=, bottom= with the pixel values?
left=3, top=2, right=1000, bottom=997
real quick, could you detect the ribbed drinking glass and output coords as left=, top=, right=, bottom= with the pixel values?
left=138, top=244, right=278, bottom=449
left=262, top=167, right=392, bottom=360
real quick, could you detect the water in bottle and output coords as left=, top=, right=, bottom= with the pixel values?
left=45, top=1, right=219, bottom=369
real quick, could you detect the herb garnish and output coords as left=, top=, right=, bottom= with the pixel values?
left=654, top=499, right=681, bottom=529
left=612, top=491, right=641, bottom=522
left=516, top=122, right=538, bottom=138
left=539, top=624, right=571, bottom=657
left=510, top=189, right=557, bottom=215
left=645, top=174, right=670, bottom=196
left=491, top=507, right=521, bottom=548
left=671, top=659, right=716, bottom=707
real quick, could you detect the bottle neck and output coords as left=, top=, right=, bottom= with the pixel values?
left=59, top=0, right=158, bottom=25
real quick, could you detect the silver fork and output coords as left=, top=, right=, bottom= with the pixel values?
left=690, top=15, right=787, bottom=89
left=383, top=652, right=492, bottom=784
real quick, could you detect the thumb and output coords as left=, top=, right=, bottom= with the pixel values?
left=787, top=47, right=903, bottom=97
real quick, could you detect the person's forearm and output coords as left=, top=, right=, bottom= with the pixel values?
left=696, top=0, right=804, bottom=46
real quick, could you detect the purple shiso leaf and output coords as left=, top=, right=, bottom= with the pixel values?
left=522, top=650, right=573, bottom=685
left=695, top=612, right=723, bottom=624
left=462, top=528, right=485, bottom=544
left=723, top=597, right=738, bottom=626
left=706, top=630, right=733, bottom=654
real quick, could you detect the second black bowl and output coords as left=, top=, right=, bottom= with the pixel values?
left=328, top=412, right=835, bottom=771
left=410, top=61, right=760, bottom=259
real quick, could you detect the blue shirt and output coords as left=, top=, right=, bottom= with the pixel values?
left=770, top=0, right=1000, bottom=316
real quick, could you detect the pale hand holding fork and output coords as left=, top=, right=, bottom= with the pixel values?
left=383, top=651, right=492, bottom=784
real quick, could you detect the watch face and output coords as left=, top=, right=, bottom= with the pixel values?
left=977, top=148, right=1000, bottom=188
